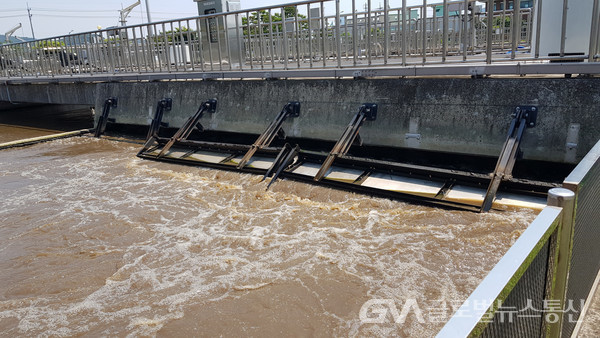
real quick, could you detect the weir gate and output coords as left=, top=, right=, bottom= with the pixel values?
left=1, top=0, right=600, bottom=336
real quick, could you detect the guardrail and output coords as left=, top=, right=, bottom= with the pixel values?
left=0, top=0, right=599, bottom=80
left=438, top=139, right=600, bottom=337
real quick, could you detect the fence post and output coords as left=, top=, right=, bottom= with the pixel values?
left=546, top=187, right=576, bottom=337
left=589, top=0, right=599, bottom=62
left=486, top=0, right=494, bottom=63
left=560, top=0, right=569, bottom=57
left=336, top=0, right=342, bottom=68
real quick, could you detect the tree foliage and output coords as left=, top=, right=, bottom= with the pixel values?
left=242, top=7, right=308, bottom=36
left=155, top=26, right=197, bottom=43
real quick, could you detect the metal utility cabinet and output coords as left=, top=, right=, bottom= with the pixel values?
left=194, top=0, right=242, bottom=68
left=534, top=0, right=596, bottom=58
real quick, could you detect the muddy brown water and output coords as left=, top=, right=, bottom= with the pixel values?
left=0, top=125, right=539, bottom=336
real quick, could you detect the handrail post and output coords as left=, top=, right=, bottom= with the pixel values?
left=442, top=0, right=448, bottom=62
left=535, top=0, right=544, bottom=59
left=402, top=0, right=407, bottom=66
left=546, top=187, right=577, bottom=338
left=560, top=0, right=568, bottom=57
left=486, top=0, right=494, bottom=63
left=589, top=0, right=600, bottom=62
left=463, top=0, right=468, bottom=60
left=511, top=0, right=521, bottom=59
left=384, top=0, right=389, bottom=65
left=336, top=0, right=342, bottom=68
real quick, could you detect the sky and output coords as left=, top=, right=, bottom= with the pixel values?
left=1, top=0, right=426, bottom=39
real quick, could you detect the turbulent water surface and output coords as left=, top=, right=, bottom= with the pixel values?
left=0, top=126, right=539, bottom=336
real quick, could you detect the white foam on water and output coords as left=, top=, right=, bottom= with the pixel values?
left=0, top=137, right=539, bottom=336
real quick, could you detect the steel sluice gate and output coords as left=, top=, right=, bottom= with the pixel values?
left=95, top=97, right=556, bottom=212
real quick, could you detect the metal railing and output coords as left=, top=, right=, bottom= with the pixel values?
left=438, top=139, right=600, bottom=337
left=0, top=0, right=599, bottom=80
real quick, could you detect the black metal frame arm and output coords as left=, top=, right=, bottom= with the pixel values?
left=314, top=103, right=377, bottom=181
left=237, top=101, right=301, bottom=169
left=138, top=98, right=172, bottom=155
left=157, top=99, right=217, bottom=158
left=94, top=97, right=118, bottom=138
left=482, top=106, right=538, bottom=212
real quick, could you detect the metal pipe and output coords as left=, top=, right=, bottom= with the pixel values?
left=125, top=29, right=134, bottom=73
left=257, top=10, right=265, bottom=69
left=146, top=26, right=155, bottom=72
left=71, top=35, right=81, bottom=75
left=486, top=0, right=493, bottom=63
left=336, top=0, right=342, bottom=68
left=535, top=0, right=543, bottom=58
left=560, top=0, right=569, bottom=57
left=501, top=0, right=506, bottom=51
left=589, top=0, right=600, bottom=62
left=308, top=3, right=313, bottom=68
left=510, top=0, right=519, bottom=59
left=222, top=15, right=232, bottom=71
left=216, top=16, right=224, bottom=71
left=234, top=13, right=242, bottom=70
left=132, top=28, right=141, bottom=73
left=402, top=0, right=407, bottom=66
left=246, top=12, right=253, bottom=70
left=422, top=0, right=427, bottom=64
left=295, top=6, right=301, bottom=68
left=546, top=187, right=577, bottom=337
left=171, top=22, right=179, bottom=72
left=432, top=3, right=438, bottom=57
left=15, top=40, right=26, bottom=78
left=179, top=21, right=188, bottom=69
left=343, top=13, right=349, bottom=60
left=281, top=7, right=289, bottom=70
left=63, top=37, right=72, bottom=76
left=463, top=0, right=468, bottom=60
left=515, top=0, right=521, bottom=58
left=138, top=27, right=147, bottom=72
left=367, top=0, right=372, bottom=65
left=196, top=18, right=205, bottom=72
left=469, top=1, right=476, bottom=55
left=353, top=0, right=358, bottom=66
left=90, top=34, right=101, bottom=74
left=29, top=40, right=37, bottom=77
left=321, top=1, right=326, bottom=67
left=443, top=0, right=448, bottom=62
left=185, top=19, right=195, bottom=71
left=384, top=0, right=389, bottom=65
left=0, top=49, right=8, bottom=78
left=162, top=23, right=172, bottom=71
left=22, top=41, right=33, bottom=78
left=106, top=33, right=116, bottom=74
left=268, top=9, right=275, bottom=69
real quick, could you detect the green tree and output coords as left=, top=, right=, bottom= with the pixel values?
left=493, top=16, right=511, bottom=28
left=154, top=27, right=197, bottom=43
left=242, top=7, right=308, bottom=36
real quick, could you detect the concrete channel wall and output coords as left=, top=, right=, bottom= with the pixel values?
left=1, top=78, right=599, bottom=163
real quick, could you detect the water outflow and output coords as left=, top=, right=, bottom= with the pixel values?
left=0, top=130, right=537, bottom=336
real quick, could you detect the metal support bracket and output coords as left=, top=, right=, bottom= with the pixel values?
left=236, top=101, right=301, bottom=169
left=313, top=103, right=377, bottom=181
left=481, top=106, right=538, bottom=212
left=157, top=98, right=217, bottom=158
left=94, top=97, right=118, bottom=138
left=138, top=98, right=172, bottom=155
left=263, top=143, right=300, bottom=190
